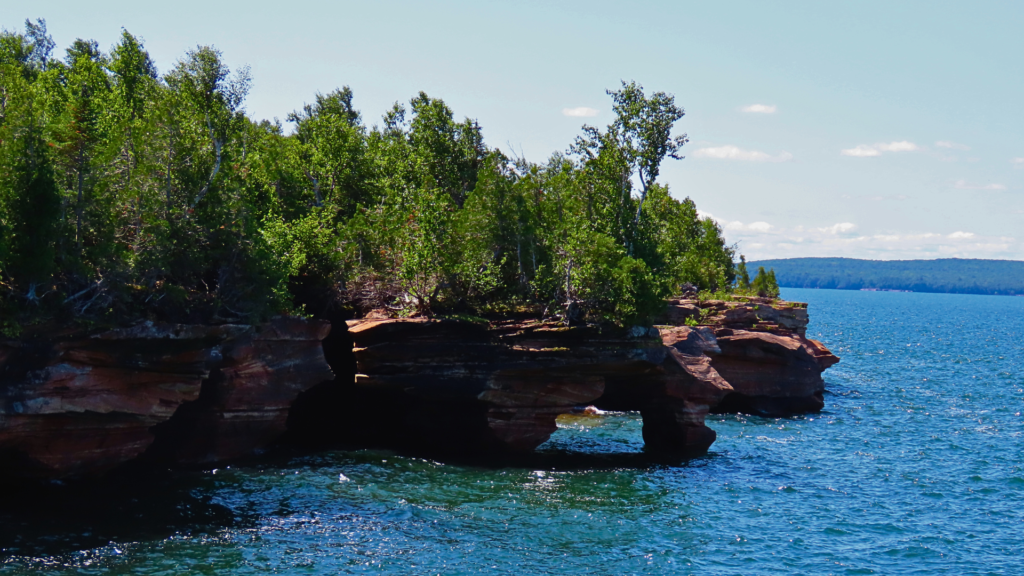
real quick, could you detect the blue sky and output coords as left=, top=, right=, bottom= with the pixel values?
left=6, top=0, right=1023, bottom=260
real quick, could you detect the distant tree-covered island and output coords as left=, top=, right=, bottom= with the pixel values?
left=750, top=257, right=1024, bottom=296
left=0, top=20, right=778, bottom=336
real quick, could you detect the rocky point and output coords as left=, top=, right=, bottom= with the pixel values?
left=0, top=297, right=838, bottom=479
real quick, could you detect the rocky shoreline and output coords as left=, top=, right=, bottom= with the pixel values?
left=0, top=298, right=837, bottom=480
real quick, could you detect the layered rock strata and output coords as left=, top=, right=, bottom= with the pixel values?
left=0, top=297, right=838, bottom=479
left=661, top=298, right=840, bottom=416
left=146, top=317, right=334, bottom=464
left=0, top=318, right=331, bottom=478
left=344, top=318, right=734, bottom=455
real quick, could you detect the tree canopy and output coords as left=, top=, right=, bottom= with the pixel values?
left=0, top=21, right=743, bottom=335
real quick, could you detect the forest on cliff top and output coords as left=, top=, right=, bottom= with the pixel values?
left=751, top=257, right=1024, bottom=296
left=0, top=20, right=747, bottom=335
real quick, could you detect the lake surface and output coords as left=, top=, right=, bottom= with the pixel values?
left=2, top=288, right=1022, bottom=575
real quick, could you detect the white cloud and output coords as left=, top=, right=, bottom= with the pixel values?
left=875, top=141, right=920, bottom=152
left=724, top=218, right=765, bottom=229
left=816, top=222, right=858, bottom=234
left=562, top=107, right=598, bottom=117
left=841, top=145, right=881, bottom=157
left=953, top=179, right=1007, bottom=191
left=841, top=141, right=920, bottom=157
left=1012, top=157, right=1024, bottom=166
left=692, top=145, right=793, bottom=162
left=698, top=211, right=773, bottom=233
left=936, top=140, right=970, bottom=151
left=701, top=210, right=1022, bottom=260
left=741, top=104, right=777, bottom=114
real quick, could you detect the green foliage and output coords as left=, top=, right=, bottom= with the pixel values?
left=0, top=22, right=743, bottom=330
left=2, top=124, right=60, bottom=292
left=736, top=255, right=751, bottom=290
left=750, top=266, right=781, bottom=298
left=610, top=256, right=664, bottom=325
left=642, top=184, right=735, bottom=293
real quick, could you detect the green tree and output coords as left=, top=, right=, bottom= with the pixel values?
left=23, top=18, right=55, bottom=73
left=0, top=28, right=750, bottom=332
left=736, top=255, right=751, bottom=290
left=287, top=87, right=371, bottom=217
left=1, top=123, right=61, bottom=300
left=751, top=266, right=780, bottom=298
left=570, top=80, right=688, bottom=257
left=164, top=44, right=249, bottom=209
left=51, top=39, right=111, bottom=261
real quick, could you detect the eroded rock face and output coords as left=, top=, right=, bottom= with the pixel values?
left=669, top=298, right=841, bottom=417
left=0, top=318, right=332, bottom=478
left=347, top=319, right=608, bottom=453
left=654, top=298, right=842, bottom=418
left=0, top=296, right=839, bottom=477
left=638, top=326, right=733, bottom=452
left=705, top=329, right=838, bottom=416
left=147, top=317, right=334, bottom=465
left=338, top=298, right=838, bottom=455
left=345, top=319, right=734, bottom=455
left=0, top=323, right=238, bottom=477
left=666, top=298, right=811, bottom=336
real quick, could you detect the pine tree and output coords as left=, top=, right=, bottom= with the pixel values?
left=3, top=126, right=61, bottom=300
left=737, top=255, right=751, bottom=290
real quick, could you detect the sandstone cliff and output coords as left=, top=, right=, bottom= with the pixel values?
left=0, top=318, right=331, bottom=478
left=0, top=298, right=838, bottom=479
left=332, top=297, right=838, bottom=455
left=335, top=318, right=733, bottom=456
left=659, top=298, right=840, bottom=416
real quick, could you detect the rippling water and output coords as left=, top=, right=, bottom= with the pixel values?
left=2, top=289, right=1022, bottom=575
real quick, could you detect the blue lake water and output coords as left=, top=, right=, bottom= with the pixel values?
left=2, top=288, right=1023, bottom=574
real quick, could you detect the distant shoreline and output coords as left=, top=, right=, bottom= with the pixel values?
left=787, top=286, right=1024, bottom=297
left=753, top=257, right=1024, bottom=297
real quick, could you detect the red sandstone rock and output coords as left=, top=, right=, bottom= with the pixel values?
left=347, top=318, right=618, bottom=452
left=0, top=296, right=839, bottom=477
left=689, top=298, right=810, bottom=336
left=659, top=301, right=700, bottom=325
left=0, top=317, right=333, bottom=478
left=343, top=302, right=837, bottom=452
left=147, top=317, right=334, bottom=465
left=485, top=407, right=570, bottom=452
left=708, top=328, right=840, bottom=416
left=0, top=323, right=237, bottom=477
left=658, top=298, right=838, bottom=417
left=635, top=327, right=733, bottom=453
left=346, top=319, right=734, bottom=455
